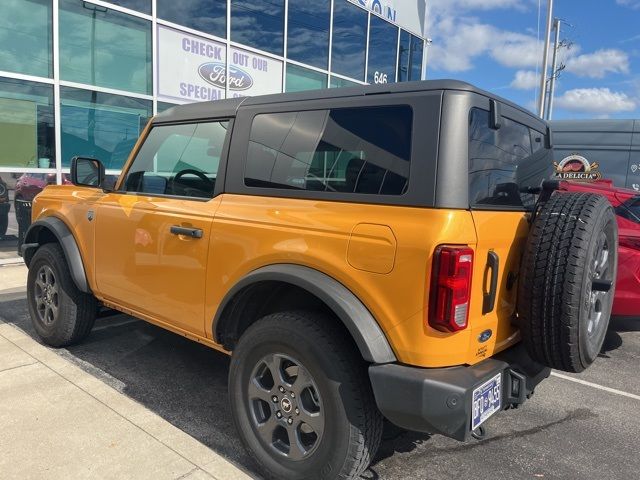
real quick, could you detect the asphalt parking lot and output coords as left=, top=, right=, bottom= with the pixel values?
left=0, top=289, right=638, bottom=480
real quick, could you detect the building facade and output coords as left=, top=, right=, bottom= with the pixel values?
left=0, top=0, right=427, bottom=188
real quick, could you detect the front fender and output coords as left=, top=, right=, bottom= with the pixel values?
left=22, top=217, right=90, bottom=293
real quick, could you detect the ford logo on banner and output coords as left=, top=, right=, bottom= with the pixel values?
left=198, top=63, right=254, bottom=91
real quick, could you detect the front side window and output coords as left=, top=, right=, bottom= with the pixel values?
left=469, top=107, right=552, bottom=209
left=123, top=121, right=228, bottom=199
left=245, top=106, right=412, bottom=195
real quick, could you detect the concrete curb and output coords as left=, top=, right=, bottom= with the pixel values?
left=0, top=320, right=255, bottom=480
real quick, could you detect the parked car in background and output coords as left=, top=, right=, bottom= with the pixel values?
left=0, top=175, right=9, bottom=236
left=14, top=173, right=71, bottom=249
left=552, top=119, right=640, bottom=190
left=560, top=180, right=640, bottom=319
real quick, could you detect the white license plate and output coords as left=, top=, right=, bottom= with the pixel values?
left=471, top=372, right=502, bottom=430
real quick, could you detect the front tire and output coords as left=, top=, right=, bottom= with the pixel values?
left=229, top=311, right=383, bottom=480
left=27, top=243, right=97, bottom=347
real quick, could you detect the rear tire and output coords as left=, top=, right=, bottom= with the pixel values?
left=27, top=243, right=97, bottom=347
left=229, top=311, right=383, bottom=480
left=517, top=192, right=618, bottom=372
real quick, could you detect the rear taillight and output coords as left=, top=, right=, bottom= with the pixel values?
left=429, top=246, right=474, bottom=332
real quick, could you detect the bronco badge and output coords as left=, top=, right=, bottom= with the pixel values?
left=553, top=154, right=602, bottom=181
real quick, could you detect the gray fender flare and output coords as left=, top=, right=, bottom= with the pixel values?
left=214, top=264, right=397, bottom=364
left=22, top=217, right=90, bottom=293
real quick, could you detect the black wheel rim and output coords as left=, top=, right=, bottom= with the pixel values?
left=587, top=232, right=612, bottom=345
left=34, top=265, right=59, bottom=326
left=246, top=353, right=324, bottom=461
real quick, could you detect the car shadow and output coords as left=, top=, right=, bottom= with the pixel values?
left=0, top=297, right=431, bottom=479
left=599, top=316, right=639, bottom=357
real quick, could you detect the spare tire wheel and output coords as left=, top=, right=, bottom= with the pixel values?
left=517, top=192, right=618, bottom=373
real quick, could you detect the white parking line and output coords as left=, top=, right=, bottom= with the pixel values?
left=551, top=372, right=640, bottom=401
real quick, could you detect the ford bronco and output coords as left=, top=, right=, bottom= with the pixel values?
left=22, top=80, right=617, bottom=480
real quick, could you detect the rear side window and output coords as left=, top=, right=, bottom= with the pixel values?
left=244, top=106, right=412, bottom=195
left=469, top=107, right=552, bottom=209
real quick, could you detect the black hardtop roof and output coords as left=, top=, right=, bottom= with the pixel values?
left=153, top=79, right=545, bottom=128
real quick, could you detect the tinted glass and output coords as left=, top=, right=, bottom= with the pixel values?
left=157, top=101, right=179, bottom=113
left=158, top=0, right=226, bottom=39
left=59, top=0, right=152, bottom=94
left=287, top=0, right=330, bottom=69
left=231, top=0, right=284, bottom=55
left=108, top=0, right=151, bottom=14
left=469, top=108, right=552, bottom=209
left=398, top=30, right=423, bottom=82
left=0, top=0, right=52, bottom=78
left=0, top=77, right=55, bottom=169
left=329, top=76, right=360, bottom=89
left=60, top=86, right=152, bottom=170
left=618, top=196, right=640, bottom=224
left=245, top=106, right=412, bottom=195
left=286, top=64, right=327, bottom=92
left=331, top=1, right=367, bottom=81
left=123, top=122, right=228, bottom=198
left=367, top=16, right=398, bottom=85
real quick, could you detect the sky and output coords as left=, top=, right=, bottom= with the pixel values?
left=425, top=0, right=640, bottom=120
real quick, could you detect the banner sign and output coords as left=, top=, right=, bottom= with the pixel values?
left=348, top=0, right=427, bottom=38
left=156, top=25, right=283, bottom=104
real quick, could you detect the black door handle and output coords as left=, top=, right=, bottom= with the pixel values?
left=170, top=225, right=203, bottom=238
left=482, top=250, right=499, bottom=314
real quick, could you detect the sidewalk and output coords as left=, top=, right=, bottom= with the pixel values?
left=0, top=264, right=254, bottom=480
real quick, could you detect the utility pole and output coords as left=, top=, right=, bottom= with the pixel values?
left=537, top=0, right=554, bottom=118
left=546, top=18, right=561, bottom=120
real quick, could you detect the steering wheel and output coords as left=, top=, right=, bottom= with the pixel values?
left=169, top=169, right=214, bottom=197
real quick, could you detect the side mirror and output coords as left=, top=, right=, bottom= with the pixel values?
left=70, top=156, right=105, bottom=188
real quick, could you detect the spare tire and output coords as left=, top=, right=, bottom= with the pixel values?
left=517, top=192, right=618, bottom=373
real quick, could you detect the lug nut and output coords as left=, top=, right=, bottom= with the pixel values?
left=290, top=392, right=295, bottom=398
left=272, top=396, right=278, bottom=403
left=295, top=408, right=300, bottom=415
left=287, top=418, right=293, bottom=425
left=276, top=411, right=282, bottom=419
left=278, top=386, right=285, bottom=393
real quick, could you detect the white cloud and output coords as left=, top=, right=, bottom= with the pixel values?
left=555, top=88, right=637, bottom=114
left=565, top=49, right=630, bottom=78
left=617, top=0, right=640, bottom=9
left=511, top=70, right=539, bottom=90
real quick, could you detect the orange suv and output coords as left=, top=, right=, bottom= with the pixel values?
left=22, top=81, right=617, bottom=480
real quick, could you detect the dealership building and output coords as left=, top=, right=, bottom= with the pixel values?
left=0, top=0, right=428, bottom=183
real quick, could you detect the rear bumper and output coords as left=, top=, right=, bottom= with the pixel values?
left=369, top=343, right=550, bottom=441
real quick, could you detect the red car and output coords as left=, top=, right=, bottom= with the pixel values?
left=14, top=173, right=71, bottom=203
left=560, top=180, right=640, bottom=319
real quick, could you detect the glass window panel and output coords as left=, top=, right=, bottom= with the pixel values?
left=0, top=77, right=55, bottom=169
left=398, top=31, right=423, bottom=82
left=157, top=0, right=226, bottom=39
left=231, top=0, right=284, bottom=56
left=287, top=0, right=330, bottom=69
left=329, top=77, right=360, bottom=88
left=331, top=1, right=367, bottom=81
left=0, top=0, right=52, bottom=78
left=59, top=0, right=152, bottom=94
left=286, top=64, right=326, bottom=92
left=108, top=0, right=151, bottom=14
left=60, top=86, right=152, bottom=170
left=245, top=105, right=412, bottom=195
left=469, top=108, right=553, bottom=210
left=157, top=101, right=179, bottom=113
left=123, top=122, right=228, bottom=198
left=367, top=16, right=398, bottom=85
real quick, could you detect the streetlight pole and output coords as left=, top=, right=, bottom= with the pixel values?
left=546, top=18, right=561, bottom=120
left=537, top=0, right=554, bottom=118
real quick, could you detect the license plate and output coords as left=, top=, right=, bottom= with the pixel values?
left=471, top=372, right=502, bottom=430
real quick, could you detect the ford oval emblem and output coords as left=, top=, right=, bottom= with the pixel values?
left=478, top=329, right=493, bottom=343
left=198, top=62, right=253, bottom=91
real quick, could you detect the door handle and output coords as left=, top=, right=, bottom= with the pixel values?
left=482, top=250, right=499, bottom=314
left=170, top=225, right=203, bottom=238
